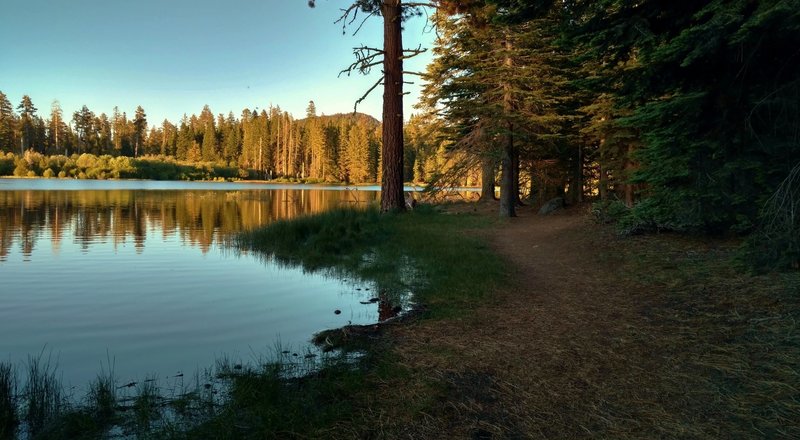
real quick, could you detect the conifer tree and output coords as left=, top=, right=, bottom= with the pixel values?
left=161, top=119, right=177, bottom=157
left=72, top=105, right=95, bottom=154
left=221, top=113, right=241, bottom=163
left=344, top=120, right=371, bottom=183
left=96, top=113, right=112, bottom=155
left=17, top=95, right=37, bottom=154
left=202, top=120, right=218, bottom=162
left=0, top=91, right=15, bottom=152
left=132, top=106, right=147, bottom=157
left=176, top=117, right=194, bottom=161
left=48, top=100, right=66, bottom=155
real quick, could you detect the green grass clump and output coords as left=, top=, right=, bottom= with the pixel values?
left=0, top=204, right=505, bottom=438
left=0, top=362, right=17, bottom=439
left=23, top=353, right=63, bottom=436
left=87, top=369, right=117, bottom=426
left=238, top=204, right=507, bottom=318
left=238, top=206, right=384, bottom=271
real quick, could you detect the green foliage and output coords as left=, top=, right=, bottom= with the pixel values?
left=591, top=199, right=630, bottom=225
left=0, top=152, right=251, bottom=182
left=0, top=153, right=13, bottom=175
left=239, top=207, right=384, bottom=270
left=23, top=353, right=64, bottom=436
left=238, top=204, right=507, bottom=317
left=741, top=163, right=800, bottom=270
left=12, top=159, right=29, bottom=177
left=2, top=92, right=387, bottom=184
left=0, top=363, right=17, bottom=439
left=570, top=0, right=800, bottom=236
left=87, top=370, right=116, bottom=425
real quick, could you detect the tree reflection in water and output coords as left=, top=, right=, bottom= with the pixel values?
left=0, top=189, right=378, bottom=261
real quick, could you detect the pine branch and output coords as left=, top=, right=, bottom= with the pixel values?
left=339, top=46, right=386, bottom=77
left=400, top=45, right=428, bottom=59
left=354, top=76, right=385, bottom=113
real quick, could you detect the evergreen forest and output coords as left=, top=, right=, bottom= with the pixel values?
left=1, top=0, right=798, bottom=266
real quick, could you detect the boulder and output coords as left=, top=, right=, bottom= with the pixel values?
left=538, top=197, right=564, bottom=215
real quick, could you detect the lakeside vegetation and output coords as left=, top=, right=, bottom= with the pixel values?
left=3, top=203, right=795, bottom=438
left=0, top=97, right=458, bottom=186
left=0, top=151, right=245, bottom=182
left=0, top=0, right=798, bottom=438
left=0, top=205, right=507, bottom=438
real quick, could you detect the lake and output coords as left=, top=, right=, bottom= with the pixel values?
left=0, top=178, right=396, bottom=388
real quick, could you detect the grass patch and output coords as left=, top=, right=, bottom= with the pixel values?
left=184, top=203, right=509, bottom=436
left=588, top=231, right=800, bottom=437
left=22, top=353, right=64, bottom=436
left=0, top=363, right=17, bottom=439
left=237, top=204, right=507, bottom=319
left=0, top=204, right=506, bottom=438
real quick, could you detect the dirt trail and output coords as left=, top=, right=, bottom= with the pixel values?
left=369, top=206, right=747, bottom=439
left=342, top=205, right=798, bottom=439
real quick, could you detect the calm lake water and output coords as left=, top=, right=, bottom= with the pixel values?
left=0, top=179, right=391, bottom=387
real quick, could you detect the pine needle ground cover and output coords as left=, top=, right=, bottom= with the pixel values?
left=3, top=205, right=796, bottom=438
left=200, top=205, right=800, bottom=438
left=346, top=207, right=800, bottom=438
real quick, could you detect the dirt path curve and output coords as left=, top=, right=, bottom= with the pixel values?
left=383, top=207, right=685, bottom=439
left=358, top=205, right=797, bottom=440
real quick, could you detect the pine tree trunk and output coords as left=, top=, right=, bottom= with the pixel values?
left=599, top=164, right=608, bottom=201
left=479, top=155, right=496, bottom=202
left=380, top=1, right=405, bottom=213
left=499, top=32, right=516, bottom=217
left=624, top=144, right=634, bottom=207
left=567, top=145, right=583, bottom=205
left=512, top=146, right=523, bottom=206
left=500, top=127, right=516, bottom=217
left=575, top=145, right=584, bottom=203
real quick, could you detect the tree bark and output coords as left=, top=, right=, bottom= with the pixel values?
left=512, top=145, right=524, bottom=206
left=380, top=1, right=406, bottom=213
left=624, top=144, right=634, bottom=207
left=479, top=155, right=496, bottom=202
left=499, top=128, right=516, bottom=217
left=499, top=32, right=516, bottom=217
left=599, top=163, right=608, bottom=201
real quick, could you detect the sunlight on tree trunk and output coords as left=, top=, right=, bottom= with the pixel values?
left=380, top=1, right=406, bottom=213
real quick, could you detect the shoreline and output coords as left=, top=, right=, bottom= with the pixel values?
left=3, top=203, right=794, bottom=438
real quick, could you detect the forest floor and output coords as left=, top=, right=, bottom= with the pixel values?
left=337, top=204, right=799, bottom=439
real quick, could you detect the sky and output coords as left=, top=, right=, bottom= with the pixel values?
left=0, top=0, right=436, bottom=125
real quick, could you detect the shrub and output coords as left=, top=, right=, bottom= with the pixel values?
left=13, top=159, right=29, bottom=177
left=741, top=163, right=800, bottom=271
left=592, top=199, right=631, bottom=225
left=0, top=154, right=14, bottom=176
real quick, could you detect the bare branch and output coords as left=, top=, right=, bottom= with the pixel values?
left=354, top=76, right=385, bottom=113
left=339, top=45, right=386, bottom=77
left=334, top=4, right=360, bottom=35
left=353, top=10, right=377, bottom=35
left=400, top=45, right=428, bottom=60
left=403, top=2, right=438, bottom=8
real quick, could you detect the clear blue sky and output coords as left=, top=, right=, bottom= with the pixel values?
left=0, top=0, right=434, bottom=124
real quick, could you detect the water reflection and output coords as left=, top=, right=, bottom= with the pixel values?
left=0, top=189, right=378, bottom=261
left=0, top=185, right=387, bottom=387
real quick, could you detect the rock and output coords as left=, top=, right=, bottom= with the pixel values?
left=538, top=197, right=564, bottom=215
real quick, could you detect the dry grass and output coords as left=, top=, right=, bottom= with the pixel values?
left=324, top=205, right=799, bottom=439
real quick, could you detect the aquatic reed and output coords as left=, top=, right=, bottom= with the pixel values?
left=0, top=362, right=17, bottom=439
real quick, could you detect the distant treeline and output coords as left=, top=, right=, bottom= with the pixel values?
left=0, top=95, right=456, bottom=185
left=0, top=151, right=251, bottom=181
